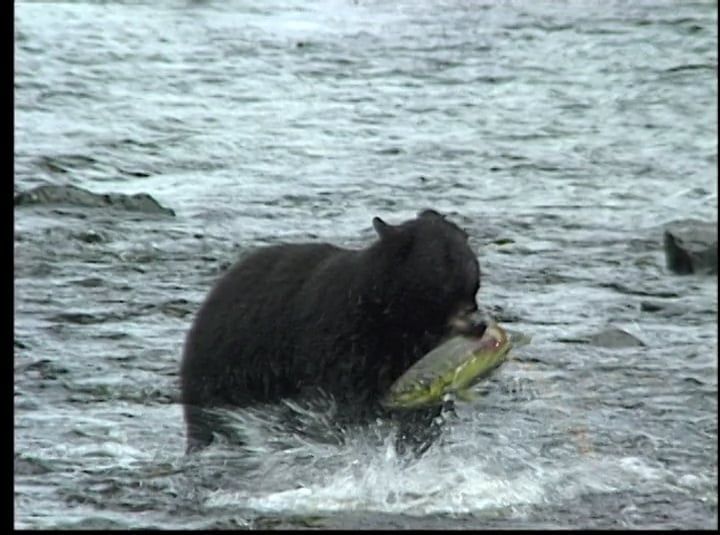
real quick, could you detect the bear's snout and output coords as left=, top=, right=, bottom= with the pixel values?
left=448, top=304, right=486, bottom=337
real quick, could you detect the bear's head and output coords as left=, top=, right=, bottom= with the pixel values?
left=368, top=209, right=481, bottom=340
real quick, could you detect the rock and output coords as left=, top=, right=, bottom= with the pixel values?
left=640, top=300, right=687, bottom=318
left=639, top=301, right=663, bottom=312
left=589, top=327, right=645, bottom=348
left=556, top=326, right=645, bottom=347
left=74, top=230, right=104, bottom=243
left=556, top=337, right=591, bottom=345
left=14, top=453, right=53, bottom=476
left=663, top=219, right=717, bottom=275
left=14, top=184, right=175, bottom=216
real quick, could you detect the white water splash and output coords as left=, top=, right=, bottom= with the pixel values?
left=200, top=400, right=673, bottom=518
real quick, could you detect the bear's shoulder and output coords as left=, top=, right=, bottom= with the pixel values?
left=225, top=241, right=346, bottom=277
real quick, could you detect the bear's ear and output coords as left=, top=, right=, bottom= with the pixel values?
left=372, top=217, right=395, bottom=240
left=418, top=209, right=444, bottom=220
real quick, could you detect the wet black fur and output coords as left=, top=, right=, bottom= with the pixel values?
left=180, top=209, right=481, bottom=453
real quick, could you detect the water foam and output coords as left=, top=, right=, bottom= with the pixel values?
left=201, top=402, right=673, bottom=518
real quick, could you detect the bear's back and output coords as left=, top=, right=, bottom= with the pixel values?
left=181, top=242, right=347, bottom=406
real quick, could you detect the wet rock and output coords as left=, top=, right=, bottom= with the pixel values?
left=589, top=327, right=645, bottom=348
left=557, top=326, right=646, bottom=347
left=157, top=299, right=195, bottom=318
left=640, top=300, right=687, bottom=317
left=48, top=312, right=110, bottom=325
left=14, top=453, right=53, bottom=475
left=74, top=230, right=105, bottom=243
left=15, top=358, right=70, bottom=380
left=663, top=219, right=717, bottom=275
left=138, top=298, right=195, bottom=318
left=14, top=184, right=175, bottom=216
left=72, top=277, right=105, bottom=287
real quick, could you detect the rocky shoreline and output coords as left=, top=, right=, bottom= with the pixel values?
left=14, top=184, right=175, bottom=217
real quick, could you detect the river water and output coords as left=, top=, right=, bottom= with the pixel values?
left=14, top=0, right=718, bottom=529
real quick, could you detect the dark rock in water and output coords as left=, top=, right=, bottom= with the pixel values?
left=663, top=219, right=717, bottom=275
left=15, top=358, right=70, bottom=379
left=14, top=453, right=53, bottom=476
left=74, top=230, right=105, bottom=243
left=589, top=327, right=645, bottom=348
left=14, top=184, right=175, bottom=216
left=640, top=300, right=687, bottom=318
left=556, top=337, right=591, bottom=345
left=639, top=301, right=664, bottom=313
left=558, top=327, right=645, bottom=348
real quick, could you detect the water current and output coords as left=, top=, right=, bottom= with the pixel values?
left=14, top=0, right=718, bottom=529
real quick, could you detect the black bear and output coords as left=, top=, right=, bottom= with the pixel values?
left=180, top=209, right=483, bottom=453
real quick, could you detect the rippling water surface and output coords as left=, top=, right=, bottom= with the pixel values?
left=14, top=0, right=718, bottom=529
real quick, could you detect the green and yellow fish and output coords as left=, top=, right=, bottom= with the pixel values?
left=381, top=322, right=530, bottom=410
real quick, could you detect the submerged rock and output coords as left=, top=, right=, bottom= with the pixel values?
left=14, top=453, right=53, bottom=476
left=558, top=326, right=646, bottom=348
left=639, top=300, right=687, bottom=318
left=663, top=219, right=717, bottom=275
left=589, top=327, right=645, bottom=348
left=14, top=184, right=175, bottom=216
